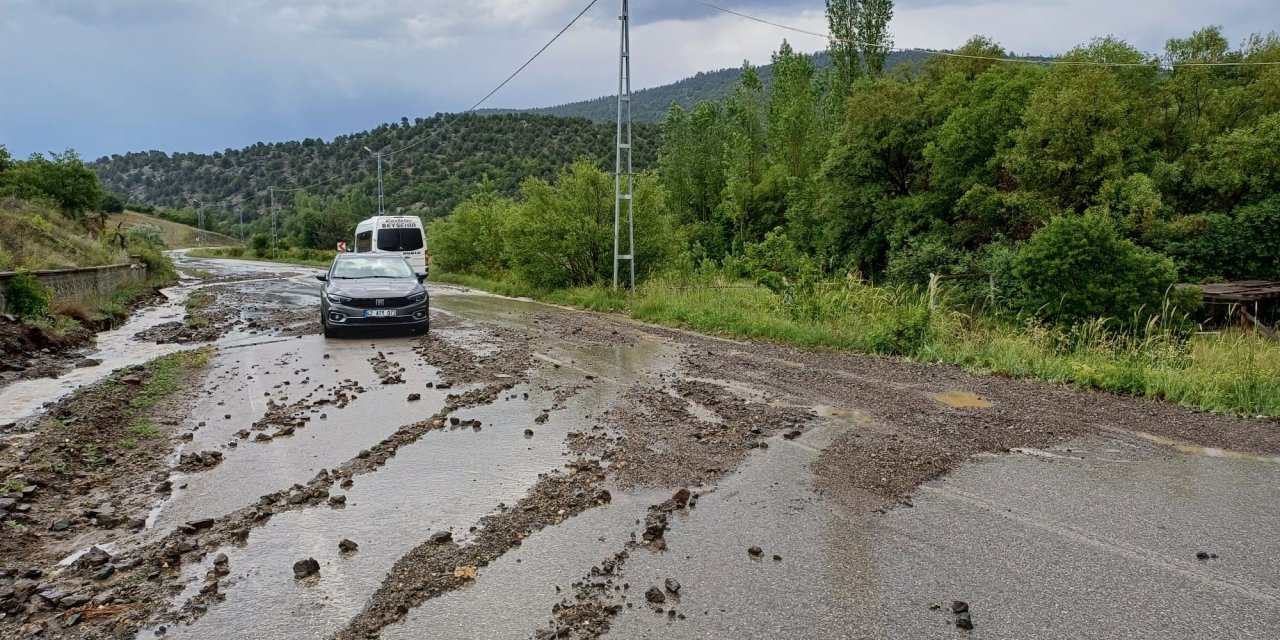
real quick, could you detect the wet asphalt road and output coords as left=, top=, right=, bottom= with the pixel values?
left=5, top=253, right=1278, bottom=640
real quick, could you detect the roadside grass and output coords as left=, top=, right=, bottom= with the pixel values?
left=186, top=246, right=334, bottom=268
left=128, top=349, right=211, bottom=411
left=436, top=270, right=1280, bottom=419
left=0, top=198, right=126, bottom=271
left=128, top=419, right=160, bottom=438
left=184, top=289, right=215, bottom=329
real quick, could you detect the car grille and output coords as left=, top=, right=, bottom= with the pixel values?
left=345, top=296, right=412, bottom=309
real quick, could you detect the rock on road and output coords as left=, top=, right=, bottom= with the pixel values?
left=1, top=252, right=1278, bottom=640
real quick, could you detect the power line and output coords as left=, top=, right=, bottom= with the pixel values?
left=689, top=0, right=1280, bottom=68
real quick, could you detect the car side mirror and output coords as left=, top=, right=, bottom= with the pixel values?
left=315, top=274, right=327, bottom=282
left=416, top=274, right=428, bottom=283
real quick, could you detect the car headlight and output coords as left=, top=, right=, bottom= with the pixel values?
left=326, top=292, right=352, bottom=305
left=408, top=291, right=427, bottom=304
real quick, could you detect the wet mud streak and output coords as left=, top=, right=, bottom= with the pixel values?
left=572, top=379, right=809, bottom=490
left=330, top=460, right=613, bottom=640
left=412, top=323, right=533, bottom=386
left=534, top=490, right=698, bottom=639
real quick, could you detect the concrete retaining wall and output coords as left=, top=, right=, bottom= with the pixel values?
left=0, top=257, right=150, bottom=314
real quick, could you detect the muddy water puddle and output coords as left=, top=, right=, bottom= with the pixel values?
left=932, top=389, right=993, bottom=409
left=384, top=487, right=667, bottom=640
left=150, top=378, right=600, bottom=639
left=149, top=334, right=451, bottom=534
left=0, top=288, right=192, bottom=423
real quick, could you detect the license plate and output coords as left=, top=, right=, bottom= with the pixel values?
left=364, top=309, right=397, bottom=318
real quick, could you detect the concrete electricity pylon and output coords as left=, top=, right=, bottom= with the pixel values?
left=612, top=0, right=635, bottom=293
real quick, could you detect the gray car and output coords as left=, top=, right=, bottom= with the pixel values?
left=317, top=253, right=429, bottom=337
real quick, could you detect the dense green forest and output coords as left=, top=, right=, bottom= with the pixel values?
left=437, top=25, right=1280, bottom=320
left=91, top=113, right=659, bottom=239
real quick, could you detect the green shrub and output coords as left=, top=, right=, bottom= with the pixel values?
left=101, top=193, right=125, bottom=214
left=124, top=223, right=166, bottom=248
left=135, top=247, right=176, bottom=283
left=5, top=271, right=52, bottom=319
left=250, top=233, right=271, bottom=257
left=1014, top=214, right=1177, bottom=325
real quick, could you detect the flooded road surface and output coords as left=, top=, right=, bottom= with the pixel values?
left=3, top=254, right=1278, bottom=640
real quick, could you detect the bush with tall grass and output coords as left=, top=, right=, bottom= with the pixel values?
left=4, top=270, right=52, bottom=319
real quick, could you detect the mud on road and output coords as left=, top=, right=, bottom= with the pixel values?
left=2, top=254, right=1278, bottom=640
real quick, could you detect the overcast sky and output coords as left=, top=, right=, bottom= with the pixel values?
left=0, top=0, right=1269, bottom=159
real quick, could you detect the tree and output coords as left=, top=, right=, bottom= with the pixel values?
left=857, top=0, right=895, bottom=77
left=826, top=0, right=864, bottom=93
left=427, top=183, right=517, bottom=275
left=1014, top=214, right=1177, bottom=324
left=101, top=192, right=126, bottom=214
left=825, top=0, right=895, bottom=97
left=1008, top=38, right=1161, bottom=212
left=0, top=149, right=104, bottom=219
left=767, top=41, right=820, bottom=179
left=505, top=161, right=672, bottom=289
left=719, top=63, right=769, bottom=249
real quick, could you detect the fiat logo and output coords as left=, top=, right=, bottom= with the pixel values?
left=375, top=299, right=386, bottom=306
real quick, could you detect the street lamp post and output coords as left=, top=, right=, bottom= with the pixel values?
left=364, top=146, right=385, bottom=215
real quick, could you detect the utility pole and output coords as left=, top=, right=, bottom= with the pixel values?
left=269, top=187, right=278, bottom=258
left=364, top=146, right=385, bottom=215
left=612, top=0, right=635, bottom=293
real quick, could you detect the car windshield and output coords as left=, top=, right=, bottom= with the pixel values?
left=331, top=257, right=414, bottom=279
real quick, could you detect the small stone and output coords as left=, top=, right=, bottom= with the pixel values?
left=78, top=546, right=112, bottom=567
left=329, top=495, right=347, bottom=506
left=49, top=518, right=72, bottom=532
left=429, top=531, right=453, bottom=544
left=357, top=449, right=371, bottom=459
left=407, top=393, right=421, bottom=401
left=186, top=518, right=216, bottom=530
left=645, top=587, right=665, bottom=604
left=950, top=601, right=969, bottom=614
left=1196, top=551, right=1218, bottom=560
left=293, top=557, right=320, bottom=579
left=747, top=546, right=763, bottom=557
left=338, top=539, right=359, bottom=553
left=288, top=493, right=307, bottom=504
left=224, top=414, right=231, bottom=420
left=772, top=554, right=782, bottom=562
left=523, top=429, right=534, bottom=438
left=672, top=488, right=691, bottom=506
left=155, top=480, right=172, bottom=493
left=664, top=578, right=680, bottom=594
left=93, top=565, right=115, bottom=580
left=255, top=433, right=273, bottom=442
left=61, top=593, right=90, bottom=608
left=956, top=612, right=974, bottom=630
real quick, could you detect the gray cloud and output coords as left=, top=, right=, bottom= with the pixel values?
left=0, top=0, right=1272, bottom=158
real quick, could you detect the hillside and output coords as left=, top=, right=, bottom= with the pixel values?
left=108, top=211, right=238, bottom=249
left=0, top=198, right=126, bottom=271
left=480, top=51, right=931, bottom=122
left=93, top=113, right=660, bottom=234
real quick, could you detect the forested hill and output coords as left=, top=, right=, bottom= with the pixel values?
left=91, top=113, right=659, bottom=224
left=481, top=50, right=931, bottom=122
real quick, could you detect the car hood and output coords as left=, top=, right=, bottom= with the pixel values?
left=326, top=279, right=422, bottom=298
